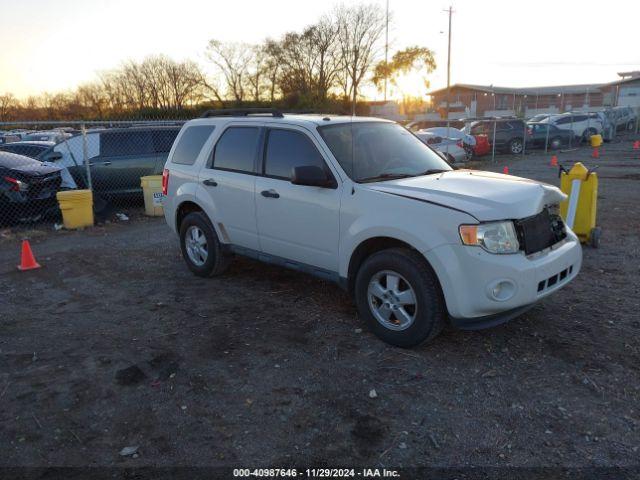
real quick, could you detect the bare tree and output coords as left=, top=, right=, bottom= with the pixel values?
left=0, top=93, right=18, bottom=121
left=335, top=3, right=386, bottom=114
left=206, top=40, right=254, bottom=102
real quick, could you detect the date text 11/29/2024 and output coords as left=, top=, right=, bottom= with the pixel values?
left=233, top=468, right=400, bottom=478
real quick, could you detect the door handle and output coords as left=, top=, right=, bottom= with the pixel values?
left=202, top=178, right=218, bottom=187
left=101, top=161, right=112, bottom=166
left=261, top=189, right=280, bottom=199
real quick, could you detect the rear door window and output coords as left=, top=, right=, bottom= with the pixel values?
left=171, top=126, right=215, bottom=165
left=100, top=131, right=153, bottom=157
left=212, top=127, right=259, bottom=173
left=263, top=129, right=327, bottom=179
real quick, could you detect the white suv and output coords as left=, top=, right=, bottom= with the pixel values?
left=162, top=109, right=582, bottom=347
left=544, top=113, right=603, bottom=142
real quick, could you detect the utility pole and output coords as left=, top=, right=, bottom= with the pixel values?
left=384, top=0, right=389, bottom=102
left=444, top=6, right=453, bottom=156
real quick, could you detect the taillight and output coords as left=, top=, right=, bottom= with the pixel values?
left=4, top=176, right=24, bottom=192
left=162, top=169, right=169, bottom=195
left=457, top=140, right=463, bottom=148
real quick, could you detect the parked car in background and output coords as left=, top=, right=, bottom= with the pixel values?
left=542, top=113, right=603, bottom=142
left=0, top=152, right=62, bottom=223
left=414, top=131, right=470, bottom=163
left=528, top=114, right=550, bottom=123
left=0, top=141, right=56, bottom=159
left=0, top=133, right=21, bottom=144
left=22, top=131, right=71, bottom=143
left=406, top=119, right=465, bottom=132
left=526, top=122, right=574, bottom=150
left=609, top=106, right=637, bottom=132
left=39, top=126, right=181, bottom=196
left=465, top=119, right=528, bottom=154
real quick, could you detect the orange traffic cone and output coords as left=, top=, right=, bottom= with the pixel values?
left=592, top=147, right=599, bottom=158
left=503, top=166, right=509, bottom=175
left=633, top=140, right=640, bottom=150
left=550, top=155, right=558, bottom=167
left=17, top=240, right=41, bottom=271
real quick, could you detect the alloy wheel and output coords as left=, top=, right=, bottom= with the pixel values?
left=185, top=225, right=208, bottom=266
left=367, top=270, right=418, bottom=331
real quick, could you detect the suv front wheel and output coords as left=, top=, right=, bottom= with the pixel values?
left=179, top=212, right=231, bottom=277
left=354, top=248, right=446, bottom=347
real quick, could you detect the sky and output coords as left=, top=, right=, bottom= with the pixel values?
left=1, top=0, right=639, bottom=99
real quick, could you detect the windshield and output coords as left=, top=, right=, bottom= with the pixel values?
left=318, top=122, right=452, bottom=182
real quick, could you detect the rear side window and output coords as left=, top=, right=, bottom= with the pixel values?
left=212, top=127, right=259, bottom=173
left=101, top=131, right=153, bottom=156
left=264, top=129, right=326, bottom=179
left=171, top=126, right=215, bottom=165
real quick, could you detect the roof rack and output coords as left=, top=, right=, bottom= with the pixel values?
left=201, top=108, right=284, bottom=118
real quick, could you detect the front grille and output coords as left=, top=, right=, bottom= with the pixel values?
left=537, top=265, right=574, bottom=294
left=515, top=208, right=567, bottom=255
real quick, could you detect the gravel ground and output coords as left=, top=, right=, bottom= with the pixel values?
left=1, top=137, right=639, bottom=476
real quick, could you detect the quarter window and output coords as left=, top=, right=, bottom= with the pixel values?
left=264, top=129, right=326, bottom=179
left=213, top=127, right=259, bottom=173
left=171, top=126, right=215, bottom=165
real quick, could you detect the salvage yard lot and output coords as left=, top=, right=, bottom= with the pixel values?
left=1, top=139, right=639, bottom=469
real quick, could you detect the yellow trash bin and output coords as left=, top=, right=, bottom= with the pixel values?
left=141, top=175, right=164, bottom=217
left=56, top=190, right=94, bottom=229
left=590, top=134, right=603, bottom=147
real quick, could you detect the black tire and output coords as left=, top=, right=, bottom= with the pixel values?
left=508, top=138, right=523, bottom=154
left=582, top=128, right=596, bottom=143
left=628, top=121, right=635, bottom=132
left=354, top=248, right=446, bottom=348
left=590, top=227, right=601, bottom=249
left=179, top=211, right=231, bottom=277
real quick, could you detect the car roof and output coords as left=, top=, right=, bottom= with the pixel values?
left=186, top=114, right=393, bottom=129
left=0, top=151, right=42, bottom=167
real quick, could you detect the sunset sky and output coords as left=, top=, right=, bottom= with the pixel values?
left=1, top=0, right=638, bottom=99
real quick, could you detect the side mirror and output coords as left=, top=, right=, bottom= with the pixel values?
left=291, top=165, right=335, bottom=188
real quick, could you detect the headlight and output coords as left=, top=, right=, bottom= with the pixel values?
left=459, top=221, right=520, bottom=254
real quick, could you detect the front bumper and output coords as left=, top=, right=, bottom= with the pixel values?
left=423, top=230, right=582, bottom=322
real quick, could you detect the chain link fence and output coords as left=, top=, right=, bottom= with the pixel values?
left=0, top=120, right=185, bottom=227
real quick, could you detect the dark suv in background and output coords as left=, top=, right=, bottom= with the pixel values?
left=40, top=126, right=181, bottom=196
left=466, top=119, right=528, bottom=154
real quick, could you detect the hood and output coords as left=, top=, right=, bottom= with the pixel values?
left=367, top=170, right=566, bottom=221
left=0, top=152, right=62, bottom=177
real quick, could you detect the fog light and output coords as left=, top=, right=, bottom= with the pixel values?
left=486, top=279, right=517, bottom=302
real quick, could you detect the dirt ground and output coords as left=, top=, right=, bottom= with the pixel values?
left=1, top=137, right=639, bottom=476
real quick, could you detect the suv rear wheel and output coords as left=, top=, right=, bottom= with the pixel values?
left=354, top=248, right=446, bottom=347
left=179, top=212, right=231, bottom=277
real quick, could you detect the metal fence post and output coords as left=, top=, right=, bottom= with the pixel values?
left=522, top=121, right=526, bottom=158
left=81, top=124, right=92, bottom=191
left=544, top=117, right=550, bottom=153
left=491, top=119, right=497, bottom=163
left=569, top=113, right=574, bottom=148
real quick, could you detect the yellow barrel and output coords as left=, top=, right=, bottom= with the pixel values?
left=141, top=175, right=164, bottom=216
left=559, top=162, right=599, bottom=247
left=590, top=134, right=602, bottom=147
left=56, top=190, right=94, bottom=229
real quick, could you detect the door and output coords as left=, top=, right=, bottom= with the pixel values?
left=93, top=130, right=157, bottom=195
left=255, top=127, right=342, bottom=272
left=198, top=125, right=261, bottom=251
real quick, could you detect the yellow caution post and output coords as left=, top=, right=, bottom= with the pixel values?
left=559, top=162, right=600, bottom=247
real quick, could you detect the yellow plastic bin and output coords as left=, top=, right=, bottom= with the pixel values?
left=590, top=134, right=603, bottom=148
left=141, top=175, right=164, bottom=217
left=56, top=190, right=94, bottom=229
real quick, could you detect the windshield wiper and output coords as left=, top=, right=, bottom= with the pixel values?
left=419, top=169, right=450, bottom=175
left=358, top=173, right=416, bottom=183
